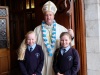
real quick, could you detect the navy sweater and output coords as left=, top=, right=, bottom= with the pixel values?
left=19, top=44, right=44, bottom=75
left=53, top=47, right=80, bottom=75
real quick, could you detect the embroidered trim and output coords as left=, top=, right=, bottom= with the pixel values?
left=42, top=20, right=56, bottom=56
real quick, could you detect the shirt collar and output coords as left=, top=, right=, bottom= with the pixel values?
left=44, top=23, right=53, bottom=29
left=62, top=45, right=71, bottom=52
left=27, top=44, right=36, bottom=51
left=60, top=45, right=71, bottom=55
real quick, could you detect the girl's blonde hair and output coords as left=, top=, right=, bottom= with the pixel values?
left=25, top=31, right=36, bottom=38
left=18, top=31, right=37, bottom=60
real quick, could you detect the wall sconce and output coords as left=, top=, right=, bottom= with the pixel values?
left=31, top=0, right=35, bottom=8
left=26, top=0, right=35, bottom=9
left=26, top=0, right=30, bottom=9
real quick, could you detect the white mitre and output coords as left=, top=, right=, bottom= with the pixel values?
left=42, top=1, right=57, bottom=14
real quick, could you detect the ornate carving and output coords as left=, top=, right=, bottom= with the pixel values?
left=54, top=0, right=70, bottom=13
left=64, top=0, right=73, bottom=28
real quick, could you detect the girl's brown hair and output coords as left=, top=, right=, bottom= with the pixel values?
left=60, top=32, right=72, bottom=41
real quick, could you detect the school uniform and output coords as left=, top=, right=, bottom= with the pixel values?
left=53, top=46, right=80, bottom=75
left=19, top=44, right=44, bottom=75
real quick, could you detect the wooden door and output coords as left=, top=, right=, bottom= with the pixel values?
left=0, top=6, right=10, bottom=75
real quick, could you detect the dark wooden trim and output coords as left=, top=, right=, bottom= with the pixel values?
left=74, top=0, right=87, bottom=75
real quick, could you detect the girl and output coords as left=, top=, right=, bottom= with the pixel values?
left=18, top=31, right=44, bottom=75
left=53, top=32, right=80, bottom=75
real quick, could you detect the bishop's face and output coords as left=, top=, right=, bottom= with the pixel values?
left=44, top=11, right=54, bottom=25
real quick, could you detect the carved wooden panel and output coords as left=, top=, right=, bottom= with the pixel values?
left=0, top=49, right=10, bottom=75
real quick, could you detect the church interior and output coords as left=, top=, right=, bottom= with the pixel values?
left=0, top=0, right=87, bottom=75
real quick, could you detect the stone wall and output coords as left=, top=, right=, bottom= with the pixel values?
left=84, top=0, right=100, bottom=75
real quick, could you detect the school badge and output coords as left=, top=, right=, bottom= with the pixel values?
left=35, top=53, right=40, bottom=58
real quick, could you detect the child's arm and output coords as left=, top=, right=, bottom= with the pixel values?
left=71, top=49, right=80, bottom=74
left=34, top=46, right=44, bottom=75
left=18, top=60, right=28, bottom=75
left=71, top=50, right=80, bottom=75
left=57, top=72, right=64, bottom=75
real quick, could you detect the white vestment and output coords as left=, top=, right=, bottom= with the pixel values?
left=34, top=23, right=73, bottom=75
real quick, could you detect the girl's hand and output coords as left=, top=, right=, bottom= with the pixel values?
left=57, top=72, right=64, bottom=75
left=32, top=74, right=36, bottom=75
